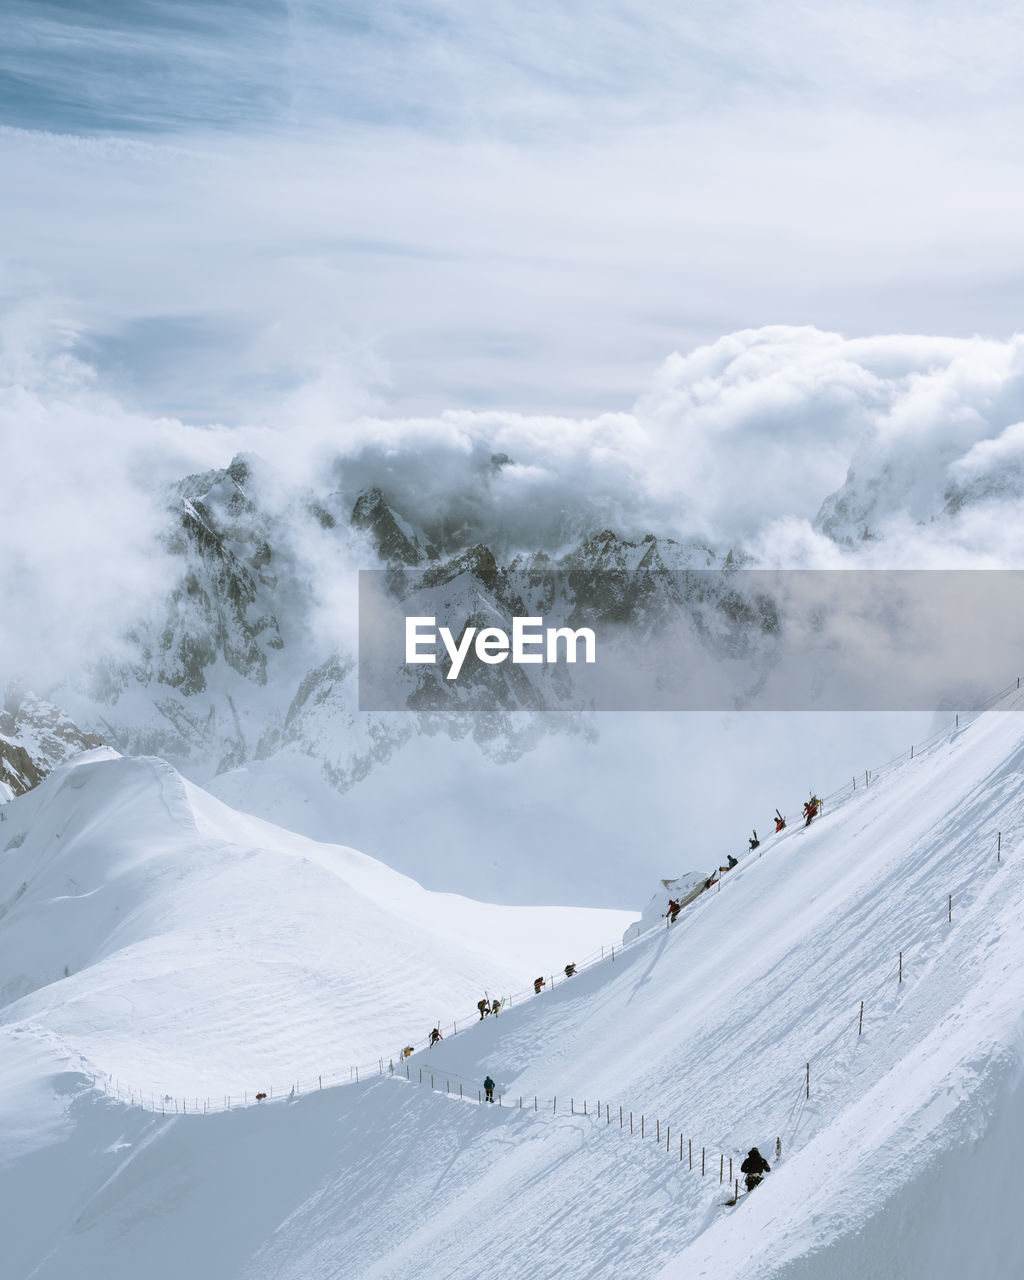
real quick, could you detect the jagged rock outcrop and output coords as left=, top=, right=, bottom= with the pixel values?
left=56, top=457, right=787, bottom=793
left=0, top=687, right=105, bottom=802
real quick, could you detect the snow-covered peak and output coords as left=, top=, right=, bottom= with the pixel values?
left=0, top=686, right=104, bottom=802
left=0, top=752, right=631, bottom=1092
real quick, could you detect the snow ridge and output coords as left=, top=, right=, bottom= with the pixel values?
left=4, top=683, right=1024, bottom=1278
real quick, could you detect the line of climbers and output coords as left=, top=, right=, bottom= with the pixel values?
left=535, top=963, right=576, bottom=994
left=667, top=794, right=822, bottom=922
left=411, top=800, right=830, bottom=1103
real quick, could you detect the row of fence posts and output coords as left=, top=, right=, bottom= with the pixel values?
left=94, top=730, right=1011, bottom=1117
left=72, top=682, right=1024, bottom=1116
left=393, top=862, right=997, bottom=1185
left=98, top=863, right=1003, bottom=1117
left=271, top=718, right=1011, bottom=1101
left=851, top=703, right=986, bottom=792
left=401, top=1054, right=772, bottom=1193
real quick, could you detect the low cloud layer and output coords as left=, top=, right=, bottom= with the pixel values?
left=5, top=323, right=1024, bottom=689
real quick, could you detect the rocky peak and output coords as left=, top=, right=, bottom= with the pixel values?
left=0, top=687, right=105, bottom=801
left=351, top=487, right=423, bottom=566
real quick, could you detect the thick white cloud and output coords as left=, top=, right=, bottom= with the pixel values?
left=7, top=322, right=1024, bottom=686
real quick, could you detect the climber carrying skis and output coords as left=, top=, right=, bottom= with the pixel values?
left=774, top=809, right=786, bottom=833
left=740, top=1146, right=771, bottom=1192
left=803, top=795, right=820, bottom=827
left=564, top=962, right=576, bottom=977
left=666, top=898, right=681, bottom=923
left=491, top=998, right=501, bottom=1016
left=534, top=977, right=546, bottom=994
left=748, top=829, right=759, bottom=852
left=484, top=1075, right=495, bottom=1103
left=477, top=998, right=489, bottom=1020
left=719, top=855, right=738, bottom=873
left=429, top=1026, right=443, bottom=1046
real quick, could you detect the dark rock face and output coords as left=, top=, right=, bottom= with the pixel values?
left=351, top=487, right=422, bottom=566
left=53, top=457, right=785, bottom=794
left=0, top=687, right=105, bottom=799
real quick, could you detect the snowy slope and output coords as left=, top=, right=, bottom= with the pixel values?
left=4, top=697, right=1024, bottom=1278
left=0, top=751, right=632, bottom=1098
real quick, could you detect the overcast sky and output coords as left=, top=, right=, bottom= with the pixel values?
left=5, top=3, right=1024, bottom=899
left=4, top=1, right=1024, bottom=421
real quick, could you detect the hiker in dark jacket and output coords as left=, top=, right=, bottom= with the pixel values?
left=477, top=998, right=488, bottom=1020
left=534, top=977, right=545, bottom=994
left=483, top=1075, right=495, bottom=1103
left=740, top=1146, right=770, bottom=1192
left=748, top=829, right=759, bottom=851
left=564, top=963, right=576, bottom=977
left=491, top=998, right=501, bottom=1016
left=429, top=1026, right=443, bottom=1046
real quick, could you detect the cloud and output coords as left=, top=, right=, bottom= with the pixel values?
left=8, top=320, right=1024, bottom=693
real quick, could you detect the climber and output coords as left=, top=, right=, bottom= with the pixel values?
left=748, top=829, right=760, bottom=852
left=477, top=998, right=489, bottom=1020
left=774, top=809, right=786, bottom=833
left=719, top=855, right=738, bottom=873
left=803, top=796, right=819, bottom=826
left=534, top=977, right=546, bottom=994
left=484, top=1075, right=495, bottom=1103
left=491, top=998, right=501, bottom=1016
left=666, top=898, right=681, bottom=923
left=402, top=1045, right=414, bottom=1059
left=703, top=874, right=718, bottom=891
left=429, top=1026, right=443, bottom=1046
left=740, top=1146, right=771, bottom=1192
left=564, top=962, right=577, bottom=977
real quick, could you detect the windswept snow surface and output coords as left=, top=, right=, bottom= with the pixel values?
left=4, top=700, right=1024, bottom=1278
left=0, top=750, right=632, bottom=1097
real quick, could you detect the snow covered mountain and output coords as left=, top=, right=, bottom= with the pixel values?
left=61, top=453, right=749, bottom=779
left=0, top=750, right=630, bottom=1086
left=0, top=686, right=104, bottom=803
left=45, top=453, right=780, bottom=897
left=2, top=689, right=1023, bottom=1277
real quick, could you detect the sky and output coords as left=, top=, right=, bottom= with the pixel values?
left=4, top=1, right=1024, bottom=422
left=5, top=3, right=1024, bottom=906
